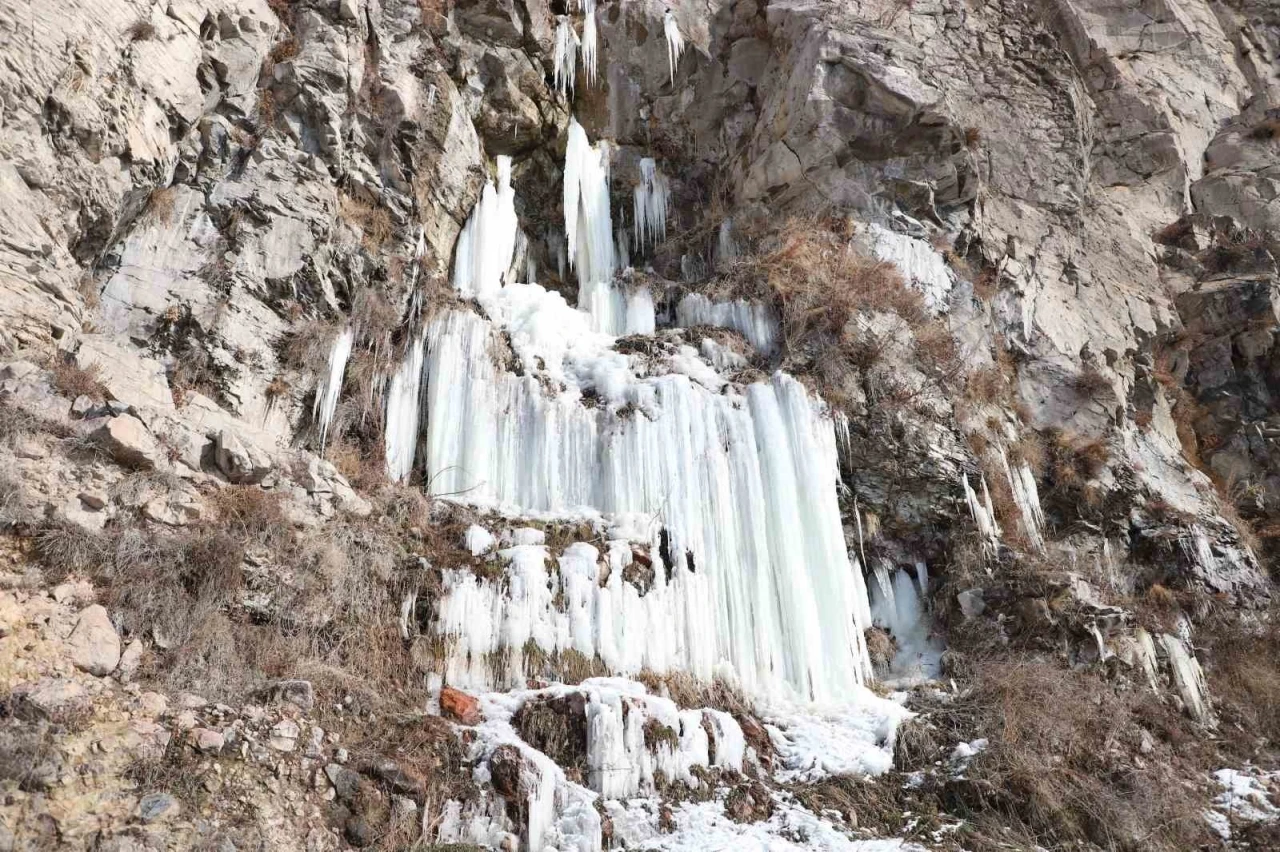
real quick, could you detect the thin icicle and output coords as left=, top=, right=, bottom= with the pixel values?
left=663, top=9, right=685, bottom=85
left=581, top=1, right=598, bottom=88
left=553, top=16, right=580, bottom=97
left=312, top=328, right=353, bottom=449
left=717, top=218, right=738, bottom=266
left=633, top=158, right=670, bottom=252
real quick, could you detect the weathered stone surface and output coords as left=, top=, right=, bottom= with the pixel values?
left=66, top=604, right=122, bottom=676
left=93, top=415, right=162, bottom=470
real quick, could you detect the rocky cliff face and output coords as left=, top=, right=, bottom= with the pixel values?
left=2, top=0, right=1279, bottom=850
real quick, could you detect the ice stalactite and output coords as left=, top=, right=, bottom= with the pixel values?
left=864, top=223, right=954, bottom=313
left=553, top=17, right=579, bottom=97
left=452, top=155, right=519, bottom=300
left=312, top=327, right=352, bottom=449
left=717, top=218, right=738, bottom=266
left=675, top=293, right=779, bottom=356
left=1160, top=630, right=1213, bottom=724
left=633, top=158, right=670, bottom=252
left=384, top=335, right=425, bottom=482
left=425, top=307, right=875, bottom=702
left=1000, top=446, right=1045, bottom=550
left=663, top=9, right=685, bottom=85
left=581, top=0, right=598, bottom=88
left=963, top=473, right=1001, bottom=551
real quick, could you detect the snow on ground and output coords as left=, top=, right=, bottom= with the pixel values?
left=1205, top=766, right=1280, bottom=840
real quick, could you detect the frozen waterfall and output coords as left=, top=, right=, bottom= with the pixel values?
left=675, top=293, right=779, bottom=357
left=553, top=17, right=579, bottom=97
left=384, top=335, right=425, bottom=482
left=633, top=158, right=670, bottom=252
left=452, top=156, right=518, bottom=300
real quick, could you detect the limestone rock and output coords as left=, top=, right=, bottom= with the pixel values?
left=66, top=604, right=121, bottom=676
left=269, top=719, right=300, bottom=752
left=92, top=415, right=162, bottom=470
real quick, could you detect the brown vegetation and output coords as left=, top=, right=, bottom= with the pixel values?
left=46, top=355, right=107, bottom=400
left=339, top=194, right=394, bottom=253
left=127, top=19, right=157, bottom=42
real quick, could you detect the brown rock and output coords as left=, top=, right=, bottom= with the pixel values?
left=441, top=685, right=482, bottom=725
left=489, top=743, right=524, bottom=800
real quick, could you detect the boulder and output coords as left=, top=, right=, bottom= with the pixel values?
left=440, top=685, right=482, bottom=725
left=214, top=429, right=273, bottom=484
left=16, top=678, right=88, bottom=721
left=92, top=415, right=162, bottom=470
left=325, top=763, right=362, bottom=802
left=269, top=719, right=300, bottom=751
left=66, top=604, right=121, bottom=676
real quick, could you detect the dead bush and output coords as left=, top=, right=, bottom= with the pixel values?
left=1246, top=117, right=1280, bottom=141
left=281, top=318, right=345, bottom=374
left=146, top=186, right=179, bottom=222
left=1073, top=364, right=1112, bottom=398
left=513, top=694, right=589, bottom=782
left=949, top=655, right=1217, bottom=850
left=339, top=194, right=394, bottom=253
left=963, top=126, right=981, bottom=149
left=207, top=486, right=288, bottom=543
left=47, top=355, right=107, bottom=400
left=127, top=19, right=157, bottom=42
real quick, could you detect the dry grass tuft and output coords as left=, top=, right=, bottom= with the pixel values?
left=963, top=126, right=981, bottom=149
left=1073, top=364, right=1111, bottom=398
left=47, top=356, right=108, bottom=400
left=207, top=486, right=288, bottom=544
left=1246, top=117, right=1280, bottom=141
left=339, top=194, right=395, bottom=253
left=127, top=19, right=157, bottom=42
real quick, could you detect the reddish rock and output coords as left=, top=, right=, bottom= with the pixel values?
left=440, top=685, right=482, bottom=725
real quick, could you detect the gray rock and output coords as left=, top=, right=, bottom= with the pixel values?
left=214, top=430, right=273, bottom=484
left=136, top=792, right=180, bottom=823
left=117, top=639, right=145, bottom=682
left=92, top=415, right=162, bottom=470
left=325, top=763, right=362, bottom=801
left=66, top=604, right=121, bottom=676
left=16, top=678, right=87, bottom=720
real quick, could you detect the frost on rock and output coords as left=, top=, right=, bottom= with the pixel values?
left=312, top=327, right=352, bottom=449
left=633, top=158, right=670, bottom=252
left=864, top=223, right=953, bottom=313
left=717, top=218, right=739, bottom=266
left=663, top=9, right=685, bottom=85
left=675, top=293, right=779, bottom=357
left=553, top=17, right=579, bottom=97
left=452, top=155, right=519, bottom=301
left=384, top=334, right=425, bottom=482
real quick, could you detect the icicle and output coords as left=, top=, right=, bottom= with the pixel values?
left=717, top=218, right=738, bottom=266
left=581, top=0, right=598, bottom=88
left=633, top=158, right=670, bottom=252
left=452, top=155, right=519, bottom=300
left=553, top=16, right=580, bottom=97
left=963, top=473, right=1000, bottom=551
left=663, top=9, right=685, bottom=85
left=563, top=118, right=614, bottom=289
left=312, top=328, right=352, bottom=449
left=1000, top=446, right=1045, bottom=550
left=675, top=293, right=778, bottom=356
left=384, top=335, right=425, bottom=482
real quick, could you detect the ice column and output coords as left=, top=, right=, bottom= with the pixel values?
left=633, top=158, right=670, bottom=252
left=312, top=327, right=352, bottom=448
left=453, top=156, right=519, bottom=300
left=384, top=335, right=425, bottom=482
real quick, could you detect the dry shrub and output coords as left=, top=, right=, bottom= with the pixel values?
left=972, top=267, right=997, bottom=301
left=1045, top=430, right=1108, bottom=497
left=258, top=87, right=277, bottom=128
left=963, top=364, right=1010, bottom=407
left=351, top=289, right=401, bottom=347
left=327, top=438, right=387, bottom=493
left=282, top=318, right=344, bottom=374
left=1247, top=117, right=1280, bottom=141
left=963, top=126, right=981, bottom=149
left=147, top=186, right=179, bottom=222
left=47, top=355, right=107, bottom=400
left=1152, top=218, right=1194, bottom=247
left=1170, top=388, right=1210, bottom=470
left=952, top=656, right=1216, bottom=850
left=207, top=486, right=288, bottom=543
left=1008, top=432, right=1046, bottom=476
left=1203, top=612, right=1280, bottom=754
left=339, top=194, right=394, bottom=253
left=127, top=19, right=157, bottom=42
left=1073, top=364, right=1111, bottom=398
left=513, top=694, right=589, bottom=781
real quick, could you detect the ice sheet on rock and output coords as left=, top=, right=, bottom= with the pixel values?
left=864, top=223, right=953, bottom=313
left=663, top=9, right=685, bottom=85
left=999, top=447, right=1045, bottom=550
left=453, top=155, right=518, bottom=301
left=465, top=524, right=496, bottom=556
left=384, top=334, right=425, bottom=482
left=675, top=293, right=779, bottom=356
left=717, top=218, right=738, bottom=266
left=553, top=17, right=579, bottom=97
left=312, top=327, right=352, bottom=449
left=609, top=797, right=924, bottom=851
left=1206, top=767, right=1280, bottom=840
left=633, top=158, right=670, bottom=252
left=764, top=696, right=911, bottom=782
left=425, top=321, right=876, bottom=700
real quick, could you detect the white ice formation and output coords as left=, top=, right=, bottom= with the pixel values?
left=553, top=17, right=579, bottom=97
left=962, top=472, right=1001, bottom=552
left=675, top=293, right=779, bottom=356
left=868, top=561, right=943, bottom=681
left=581, top=0, right=598, bottom=88
left=384, top=334, right=424, bottom=482
left=633, top=157, right=670, bottom=252
left=312, top=327, right=352, bottom=448
left=1000, top=446, right=1045, bottom=550
left=453, top=155, right=519, bottom=301
left=864, top=223, right=954, bottom=313
left=663, top=9, right=685, bottom=85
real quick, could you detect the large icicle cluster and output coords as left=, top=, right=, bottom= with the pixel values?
left=867, top=561, right=943, bottom=681
left=312, top=327, right=352, bottom=448
left=633, top=157, right=670, bottom=252
left=553, top=17, right=579, bottom=96
left=452, top=155, right=518, bottom=300
left=581, top=0, right=598, bottom=88
left=675, top=293, right=779, bottom=356
left=563, top=119, right=655, bottom=334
